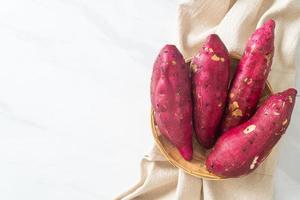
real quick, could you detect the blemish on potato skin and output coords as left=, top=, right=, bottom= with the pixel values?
left=232, top=109, right=243, bottom=117
left=191, top=64, right=197, bottom=72
left=288, top=96, right=293, bottom=103
left=211, top=54, right=220, bottom=61
left=282, top=119, right=288, bottom=126
left=229, top=101, right=243, bottom=117
left=230, top=93, right=234, bottom=98
left=248, top=139, right=254, bottom=144
left=265, top=53, right=272, bottom=66
left=272, top=103, right=276, bottom=107
left=211, top=54, right=224, bottom=62
left=251, top=44, right=256, bottom=51
left=244, top=125, right=256, bottom=134
left=250, top=156, right=259, bottom=169
left=172, top=60, right=177, bottom=65
left=246, top=78, right=253, bottom=85
left=230, top=101, right=239, bottom=110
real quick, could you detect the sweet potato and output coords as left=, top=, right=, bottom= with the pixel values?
left=151, top=44, right=193, bottom=160
left=191, top=34, right=230, bottom=148
left=220, top=19, right=275, bottom=133
left=206, top=88, right=297, bottom=178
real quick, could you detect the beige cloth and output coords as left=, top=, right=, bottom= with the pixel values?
left=116, top=0, right=300, bottom=199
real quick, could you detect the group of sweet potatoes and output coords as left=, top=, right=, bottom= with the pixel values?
left=150, top=19, right=297, bottom=178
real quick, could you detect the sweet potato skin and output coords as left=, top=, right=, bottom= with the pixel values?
left=206, top=88, right=297, bottom=178
left=151, top=44, right=193, bottom=160
left=220, top=19, right=275, bottom=133
left=191, top=34, right=230, bottom=149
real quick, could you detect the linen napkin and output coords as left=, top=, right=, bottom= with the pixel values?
left=116, top=0, right=300, bottom=199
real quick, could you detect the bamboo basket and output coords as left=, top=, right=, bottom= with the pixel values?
left=151, top=52, right=273, bottom=180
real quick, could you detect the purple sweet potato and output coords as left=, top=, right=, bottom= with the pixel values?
left=206, top=88, right=297, bottom=178
left=220, top=19, right=275, bottom=133
left=191, top=34, right=230, bottom=149
left=151, top=44, right=193, bottom=160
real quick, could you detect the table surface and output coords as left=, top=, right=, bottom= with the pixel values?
left=0, top=1, right=299, bottom=199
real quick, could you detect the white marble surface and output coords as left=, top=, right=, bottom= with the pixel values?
left=0, top=1, right=298, bottom=199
